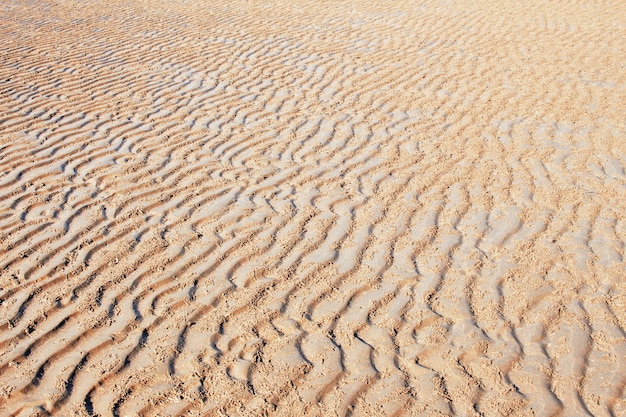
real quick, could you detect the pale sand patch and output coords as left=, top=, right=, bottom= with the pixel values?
left=0, top=0, right=625, bottom=415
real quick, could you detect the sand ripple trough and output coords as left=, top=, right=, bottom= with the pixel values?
left=1, top=0, right=625, bottom=415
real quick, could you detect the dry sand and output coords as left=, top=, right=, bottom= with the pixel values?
left=1, top=0, right=625, bottom=415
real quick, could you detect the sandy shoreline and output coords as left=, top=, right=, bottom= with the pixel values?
left=1, top=0, right=625, bottom=415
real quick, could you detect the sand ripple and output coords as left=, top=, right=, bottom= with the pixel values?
left=1, top=0, right=625, bottom=415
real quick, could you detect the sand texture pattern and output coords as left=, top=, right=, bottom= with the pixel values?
left=1, top=0, right=625, bottom=415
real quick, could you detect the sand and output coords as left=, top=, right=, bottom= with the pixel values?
left=0, top=0, right=625, bottom=415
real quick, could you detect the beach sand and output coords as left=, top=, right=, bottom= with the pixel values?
left=0, top=0, right=625, bottom=415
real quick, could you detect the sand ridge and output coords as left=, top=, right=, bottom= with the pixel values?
left=0, top=0, right=625, bottom=415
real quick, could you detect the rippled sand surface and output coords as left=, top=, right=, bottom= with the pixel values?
left=1, top=0, right=625, bottom=415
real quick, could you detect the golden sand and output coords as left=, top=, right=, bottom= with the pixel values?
left=1, top=0, right=625, bottom=415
